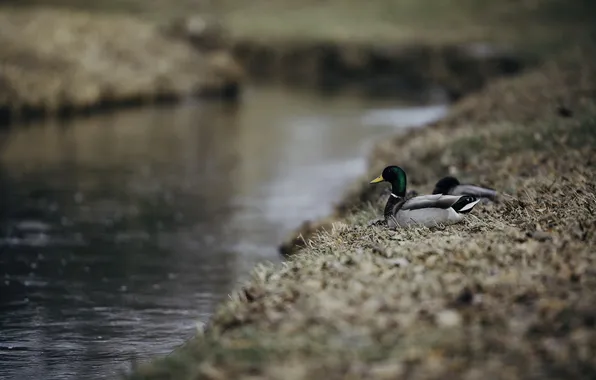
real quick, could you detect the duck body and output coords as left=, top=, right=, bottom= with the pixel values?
left=371, top=166, right=481, bottom=228
left=433, top=176, right=497, bottom=202
left=385, top=193, right=479, bottom=228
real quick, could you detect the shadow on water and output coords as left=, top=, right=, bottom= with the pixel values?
left=0, top=85, right=448, bottom=379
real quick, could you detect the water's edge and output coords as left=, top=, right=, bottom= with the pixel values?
left=0, top=84, right=447, bottom=379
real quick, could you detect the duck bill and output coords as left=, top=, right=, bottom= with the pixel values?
left=369, top=175, right=384, bottom=184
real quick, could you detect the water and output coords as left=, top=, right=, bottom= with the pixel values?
left=0, top=85, right=447, bottom=379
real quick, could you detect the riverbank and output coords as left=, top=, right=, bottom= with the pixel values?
left=12, top=0, right=595, bottom=104
left=0, top=7, right=242, bottom=125
left=220, top=0, right=586, bottom=98
left=165, top=0, right=590, bottom=99
left=126, top=40, right=596, bottom=379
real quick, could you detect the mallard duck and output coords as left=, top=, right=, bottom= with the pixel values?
left=370, top=166, right=480, bottom=228
left=432, top=176, right=497, bottom=202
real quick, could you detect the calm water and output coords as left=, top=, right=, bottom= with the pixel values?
left=0, top=85, right=447, bottom=380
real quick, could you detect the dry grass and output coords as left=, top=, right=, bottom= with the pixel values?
left=126, top=45, right=596, bottom=379
left=220, top=0, right=593, bottom=51
left=12, top=0, right=596, bottom=50
left=333, top=44, right=596, bottom=216
left=4, top=0, right=593, bottom=117
left=0, top=7, right=240, bottom=118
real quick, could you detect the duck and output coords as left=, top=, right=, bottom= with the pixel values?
left=432, top=176, right=498, bottom=202
left=370, top=165, right=481, bottom=228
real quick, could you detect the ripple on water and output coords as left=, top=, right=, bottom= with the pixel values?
left=0, top=85, right=448, bottom=380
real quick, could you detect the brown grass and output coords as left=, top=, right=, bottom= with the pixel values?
left=6, top=0, right=594, bottom=114
left=0, top=7, right=240, bottom=120
left=125, top=44, right=596, bottom=380
left=11, top=0, right=596, bottom=50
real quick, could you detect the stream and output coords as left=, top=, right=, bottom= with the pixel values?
left=0, top=84, right=447, bottom=379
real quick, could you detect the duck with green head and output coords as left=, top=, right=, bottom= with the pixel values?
left=370, top=165, right=481, bottom=228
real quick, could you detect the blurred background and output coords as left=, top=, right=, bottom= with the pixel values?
left=0, top=1, right=594, bottom=379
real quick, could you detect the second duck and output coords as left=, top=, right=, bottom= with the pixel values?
left=432, top=176, right=498, bottom=202
left=370, top=165, right=480, bottom=228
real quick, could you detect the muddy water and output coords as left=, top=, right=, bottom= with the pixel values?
left=0, top=85, right=447, bottom=379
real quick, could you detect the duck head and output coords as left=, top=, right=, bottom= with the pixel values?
left=432, top=176, right=461, bottom=195
left=370, top=165, right=407, bottom=197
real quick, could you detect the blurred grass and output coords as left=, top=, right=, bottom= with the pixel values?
left=8, top=0, right=596, bottom=51
left=0, top=7, right=240, bottom=119
left=448, top=115, right=596, bottom=160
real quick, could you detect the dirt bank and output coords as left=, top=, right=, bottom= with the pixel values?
left=126, top=41, right=596, bottom=379
left=0, top=7, right=243, bottom=125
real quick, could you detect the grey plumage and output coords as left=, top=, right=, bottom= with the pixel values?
left=386, top=194, right=480, bottom=228
left=433, top=176, right=498, bottom=202
left=370, top=166, right=482, bottom=228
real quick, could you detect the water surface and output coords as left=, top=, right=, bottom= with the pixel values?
left=0, top=85, right=447, bottom=379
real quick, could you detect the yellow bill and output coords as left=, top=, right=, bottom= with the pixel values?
left=369, top=175, right=384, bottom=184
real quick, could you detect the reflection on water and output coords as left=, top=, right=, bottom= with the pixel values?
left=0, top=85, right=448, bottom=380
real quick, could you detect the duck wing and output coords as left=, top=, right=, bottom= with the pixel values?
left=451, top=185, right=498, bottom=200
left=403, top=194, right=480, bottom=214
left=401, top=194, right=464, bottom=211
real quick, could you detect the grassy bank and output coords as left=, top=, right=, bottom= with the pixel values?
left=14, top=0, right=596, bottom=48
left=10, top=1, right=592, bottom=378
left=0, top=7, right=242, bottom=124
left=126, top=41, right=596, bottom=379
left=12, top=1, right=596, bottom=100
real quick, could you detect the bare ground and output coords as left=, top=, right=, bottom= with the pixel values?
left=126, top=41, right=596, bottom=380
